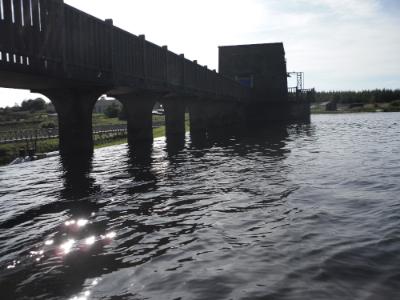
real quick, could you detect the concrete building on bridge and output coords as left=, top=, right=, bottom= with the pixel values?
left=219, top=43, right=288, bottom=102
left=219, top=42, right=309, bottom=125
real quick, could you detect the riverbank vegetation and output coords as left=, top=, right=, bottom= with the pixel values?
left=0, top=99, right=128, bottom=131
left=311, top=89, right=400, bottom=114
left=0, top=98, right=191, bottom=165
left=0, top=123, right=165, bottom=166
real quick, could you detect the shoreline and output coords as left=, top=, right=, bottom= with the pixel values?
left=1, top=123, right=190, bottom=166
left=311, top=110, right=400, bottom=115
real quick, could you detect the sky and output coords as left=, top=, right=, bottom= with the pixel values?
left=1, top=0, right=399, bottom=107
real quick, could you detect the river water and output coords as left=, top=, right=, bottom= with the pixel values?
left=0, top=113, right=399, bottom=300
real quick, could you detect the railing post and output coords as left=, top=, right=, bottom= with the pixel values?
left=105, top=19, right=115, bottom=82
left=58, top=0, right=67, bottom=74
left=139, top=34, right=147, bottom=81
left=213, top=69, right=217, bottom=97
left=180, top=54, right=185, bottom=89
left=162, top=45, right=168, bottom=85
left=204, top=65, right=208, bottom=92
left=193, top=60, right=198, bottom=92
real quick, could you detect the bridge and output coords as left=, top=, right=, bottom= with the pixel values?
left=0, top=0, right=309, bottom=156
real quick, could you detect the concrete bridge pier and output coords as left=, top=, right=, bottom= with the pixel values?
left=219, top=102, right=242, bottom=127
left=39, top=88, right=104, bottom=156
left=163, top=97, right=186, bottom=139
left=203, top=101, right=244, bottom=141
left=162, top=97, right=187, bottom=154
left=204, top=101, right=238, bottom=129
left=188, top=99, right=208, bottom=146
left=117, top=93, right=156, bottom=146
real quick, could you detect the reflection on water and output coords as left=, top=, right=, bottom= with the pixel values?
left=166, top=131, right=186, bottom=157
left=60, top=154, right=98, bottom=200
left=190, top=129, right=208, bottom=150
left=1, top=113, right=400, bottom=300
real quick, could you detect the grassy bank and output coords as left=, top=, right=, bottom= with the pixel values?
left=93, top=125, right=167, bottom=150
left=0, top=116, right=190, bottom=166
left=0, top=113, right=128, bottom=165
left=0, top=112, right=127, bottom=131
left=0, top=126, right=163, bottom=166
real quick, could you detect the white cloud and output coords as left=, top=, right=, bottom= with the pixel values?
left=315, top=0, right=379, bottom=17
left=255, top=0, right=400, bottom=90
left=0, top=89, right=48, bottom=107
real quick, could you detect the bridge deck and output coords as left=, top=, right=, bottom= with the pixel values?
left=0, top=0, right=249, bottom=101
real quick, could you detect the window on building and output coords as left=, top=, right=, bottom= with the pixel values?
left=235, top=75, right=254, bottom=88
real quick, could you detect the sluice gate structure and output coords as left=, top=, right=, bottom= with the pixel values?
left=0, top=0, right=310, bottom=156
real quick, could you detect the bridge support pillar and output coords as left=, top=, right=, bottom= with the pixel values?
left=117, top=94, right=156, bottom=145
left=188, top=100, right=207, bottom=133
left=203, top=101, right=235, bottom=129
left=163, top=98, right=186, bottom=138
left=40, top=88, right=103, bottom=156
left=188, top=100, right=208, bottom=144
left=162, top=97, right=186, bottom=154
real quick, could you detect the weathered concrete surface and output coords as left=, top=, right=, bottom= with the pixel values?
left=188, top=100, right=208, bottom=133
left=245, top=100, right=310, bottom=126
left=162, top=97, right=186, bottom=138
left=40, top=88, right=104, bottom=155
left=117, top=93, right=156, bottom=145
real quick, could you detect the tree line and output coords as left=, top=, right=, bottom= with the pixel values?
left=313, top=89, right=400, bottom=104
left=0, top=98, right=55, bottom=125
left=0, top=98, right=52, bottom=113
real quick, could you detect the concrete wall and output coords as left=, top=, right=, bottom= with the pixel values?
left=245, top=100, right=310, bottom=126
left=219, top=43, right=288, bottom=102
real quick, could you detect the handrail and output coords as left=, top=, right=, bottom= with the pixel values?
left=0, top=124, right=129, bottom=144
left=0, top=0, right=250, bottom=101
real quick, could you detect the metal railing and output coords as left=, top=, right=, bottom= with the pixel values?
left=0, top=0, right=250, bottom=101
left=0, top=124, right=129, bottom=144
left=288, top=88, right=314, bottom=101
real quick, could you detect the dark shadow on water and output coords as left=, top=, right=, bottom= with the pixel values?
left=188, top=123, right=301, bottom=160
left=235, top=125, right=291, bottom=158
left=126, top=141, right=157, bottom=194
left=0, top=120, right=318, bottom=300
left=128, top=140, right=153, bottom=166
left=0, top=153, right=101, bottom=230
left=189, top=129, right=208, bottom=150
left=165, top=132, right=186, bottom=157
left=60, top=153, right=99, bottom=201
left=42, top=146, right=161, bottom=300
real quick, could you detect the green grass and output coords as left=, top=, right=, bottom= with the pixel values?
left=0, top=123, right=190, bottom=166
left=92, top=114, right=127, bottom=126
left=0, top=138, right=59, bottom=165
left=0, top=112, right=126, bottom=131
left=154, top=125, right=166, bottom=138
left=0, top=112, right=192, bottom=166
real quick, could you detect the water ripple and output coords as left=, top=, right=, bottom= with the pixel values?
left=1, top=113, right=400, bottom=299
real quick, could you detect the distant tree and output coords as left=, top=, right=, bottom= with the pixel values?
left=21, top=98, right=46, bottom=112
left=46, top=102, right=56, bottom=114
left=11, top=104, right=21, bottom=112
left=314, top=89, right=400, bottom=104
left=306, top=89, right=316, bottom=102
left=104, top=103, right=120, bottom=118
left=118, top=105, right=127, bottom=121
left=333, top=94, right=341, bottom=103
